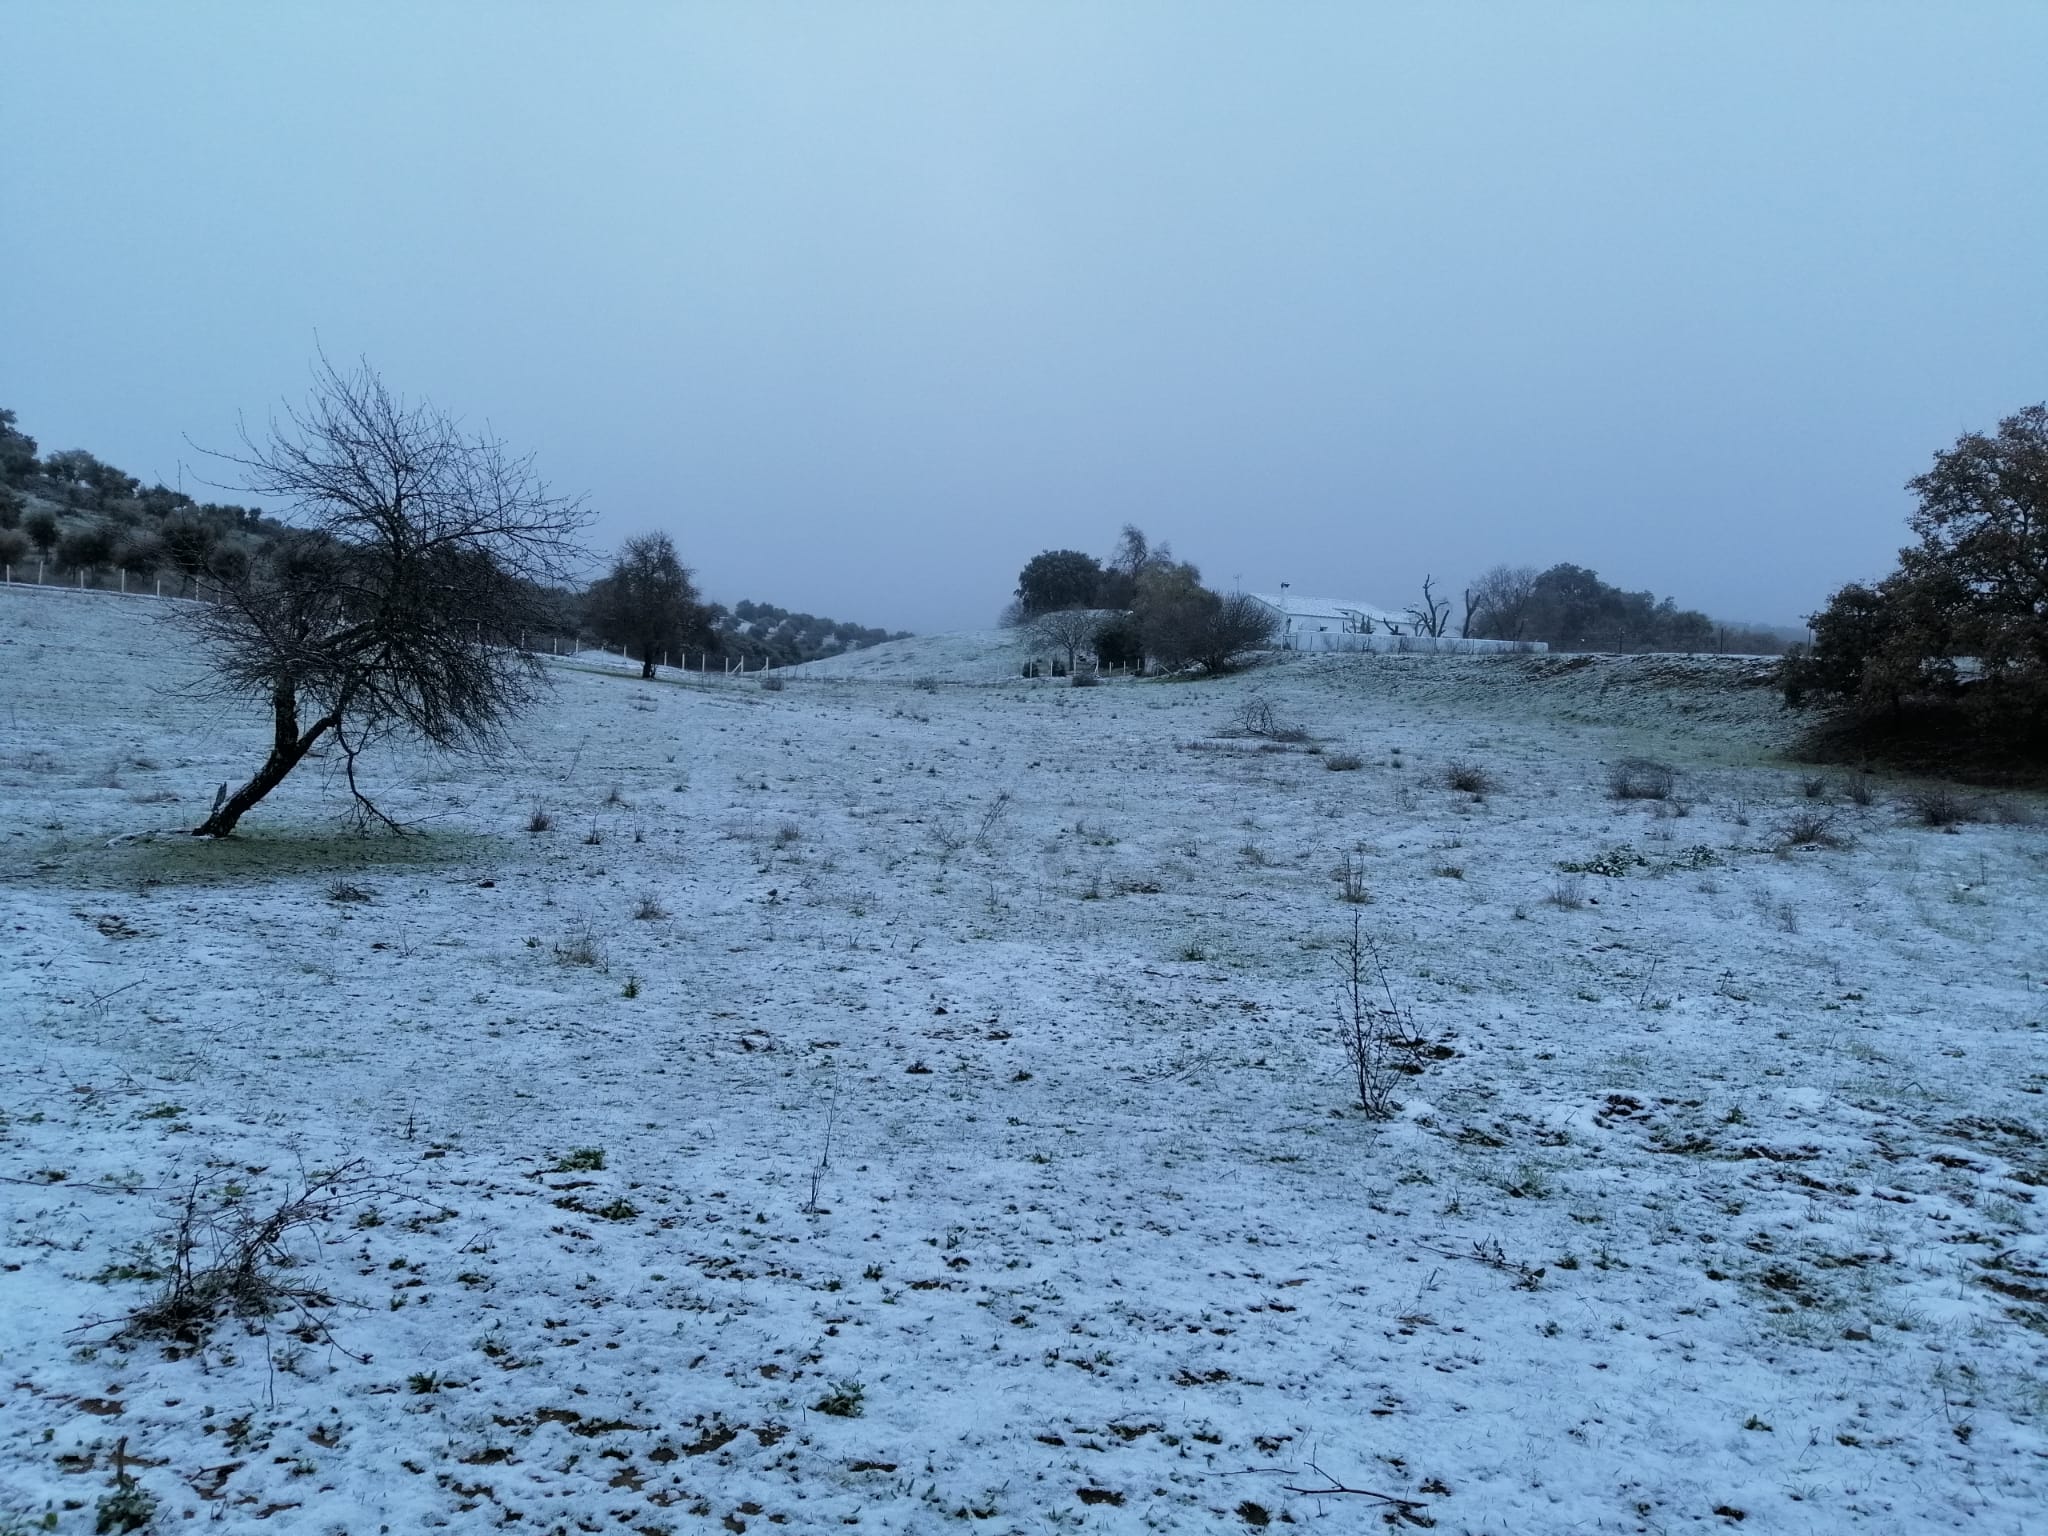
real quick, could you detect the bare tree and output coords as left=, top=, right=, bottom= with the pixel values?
left=184, top=358, right=588, bottom=837
left=1028, top=607, right=1104, bottom=673
left=1463, top=563, right=1539, bottom=640
left=587, top=533, right=708, bottom=677
left=1405, top=574, right=1452, bottom=638
left=1097, top=523, right=1172, bottom=608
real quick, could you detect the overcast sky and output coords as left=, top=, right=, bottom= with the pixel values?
left=5, top=4, right=2043, bottom=633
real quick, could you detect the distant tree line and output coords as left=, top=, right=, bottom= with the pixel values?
left=1462, top=562, right=1787, bottom=654
left=0, top=406, right=288, bottom=587
left=705, top=598, right=909, bottom=668
left=1006, top=525, right=1276, bottom=676
left=2, top=405, right=906, bottom=674
left=578, top=536, right=909, bottom=675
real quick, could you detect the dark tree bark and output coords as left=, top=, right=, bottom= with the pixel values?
left=195, top=680, right=344, bottom=837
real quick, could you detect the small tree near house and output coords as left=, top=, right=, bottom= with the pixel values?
left=1028, top=607, right=1104, bottom=674
left=184, top=357, right=589, bottom=837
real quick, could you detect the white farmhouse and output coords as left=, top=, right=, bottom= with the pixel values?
left=1248, top=592, right=1546, bottom=655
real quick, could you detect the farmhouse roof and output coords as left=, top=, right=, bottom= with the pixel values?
left=1249, top=592, right=1406, bottom=627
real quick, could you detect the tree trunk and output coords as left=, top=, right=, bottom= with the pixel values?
left=193, top=679, right=341, bottom=836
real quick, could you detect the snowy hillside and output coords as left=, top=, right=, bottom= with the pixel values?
left=785, top=627, right=1031, bottom=681
left=3, top=586, right=2045, bottom=1533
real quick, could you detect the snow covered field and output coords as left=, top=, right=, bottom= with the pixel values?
left=3, top=587, right=2045, bottom=1534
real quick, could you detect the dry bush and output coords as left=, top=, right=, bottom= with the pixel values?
left=120, top=1162, right=387, bottom=1344
left=1335, top=853, right=1371, bottom=904
left=1546, top=874, right=1587, bottom=909
left=1229, top=693, right=1308, bottom=742
left=1844, top=777, right=1876, bottom=806
left=1323, top=751, right=1364, bottom=772
left=633, top=894, right=668, bottom=921
left=553, top=922, right=605, bottom=967
left=1330, top=915, right=1439, bottom=1119
left=1232, top=694, right=1278, bottom=737
left=1445, top=760, right=1495, bottom=795
left=1775, top=810, right=1850, bottom=850
left=526, top=805, right=553, bottom=834
left=1905, top=785, right=1977, bottom=827
left=759, top=673, right=786, bottom=691
left=1608, top=758, right=1677, bottom=801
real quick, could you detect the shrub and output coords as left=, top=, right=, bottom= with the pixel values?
left=1546, top=875, right=1587, bottom=908
left=526, top=805, right=553, bottom=833
left=1230, top=693, right=1307, bottom=740
left=1905, top=785, right=1977, bottom=827
left=0, top=527, right=29, bottom=569
left=1774, top=810, right=1849, bottom=850
left=120, top=1162, right=384, bottom=1343
left=758, top=672, right=786, bottom=691
left=553, top=922, right=605, bottom=967
left=814, top=1379, right=866, bottom=1417
left=1070, top=669, right=1100, bottom=687
left=1445, top=760, right=1495, bottom=794
left=1323, top=751, right=1364, bottom=771
left=1330, top=914, right=1440, bottom=1118
left=1608, top=758, right=1676, bottom=800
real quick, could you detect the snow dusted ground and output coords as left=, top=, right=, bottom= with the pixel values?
left=3, top=586, right=2046, bottom=1534
left=787, top=629, right=1033, bottom=683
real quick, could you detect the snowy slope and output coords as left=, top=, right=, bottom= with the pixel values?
left=784, top=627, right=1028, bottom=682
left=3, top=586, right=2045, bottom=1534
